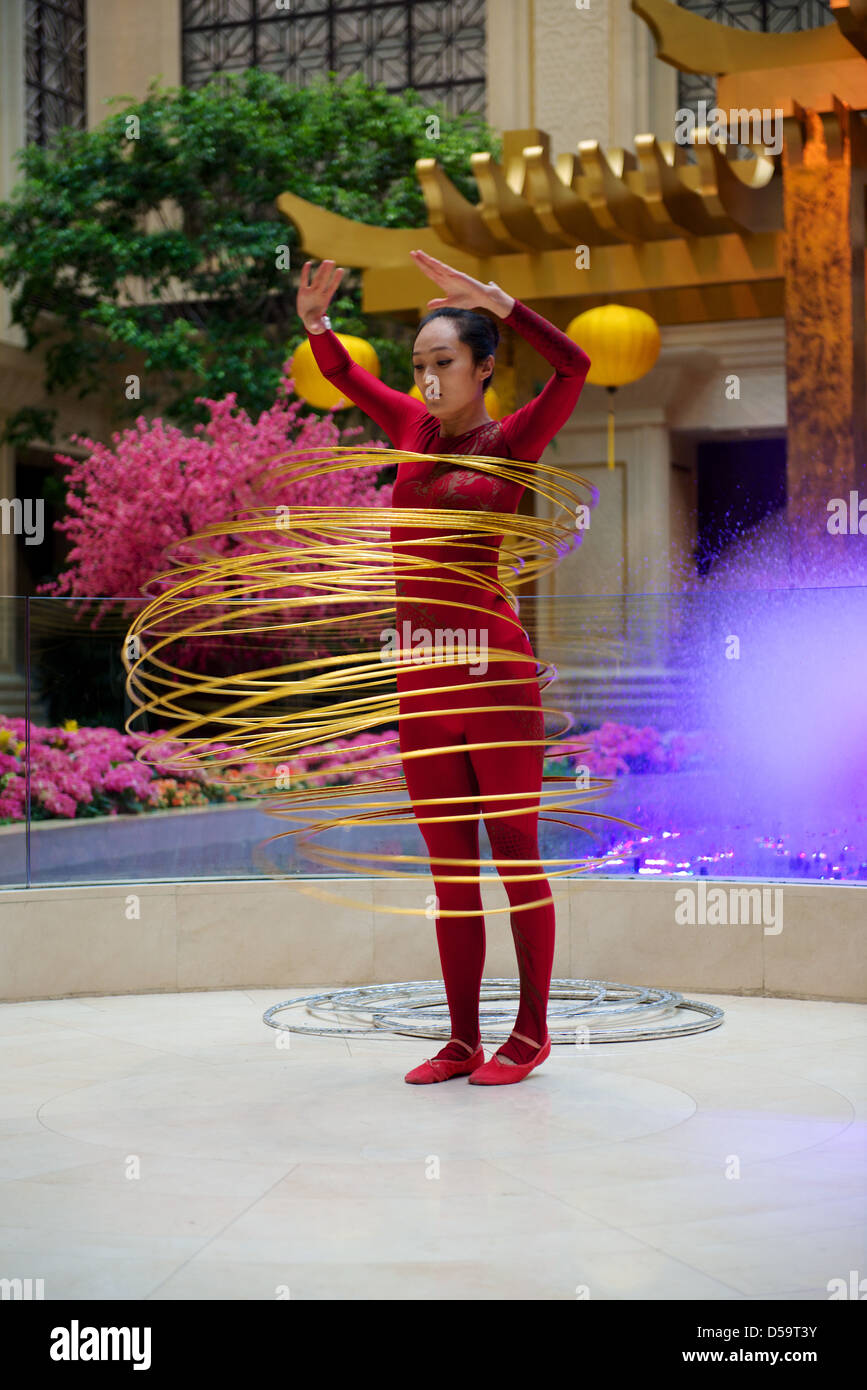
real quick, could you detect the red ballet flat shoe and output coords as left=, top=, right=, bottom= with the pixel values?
left=468, top=1029, right=551, bottom=1085
left=404, top=1038, right=485, bottom=1084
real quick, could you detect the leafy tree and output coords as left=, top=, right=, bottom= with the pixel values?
left=0, top=69, right=500, bottom=448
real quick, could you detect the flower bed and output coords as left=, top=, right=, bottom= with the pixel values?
left=0, top=717, right=709, bottom=826
left=545, top=722, right=708, bottom=778
left=0, top=718, right=401, bottom=825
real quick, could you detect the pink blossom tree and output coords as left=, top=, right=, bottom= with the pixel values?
left=39, top=368, right=393, bottom=676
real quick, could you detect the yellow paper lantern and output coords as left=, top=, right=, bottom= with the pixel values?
left=566, top=306, right=660, bottom=468
left=409, top=383, right=502, bottom=420
left=290, top=334, right=380, bottom=410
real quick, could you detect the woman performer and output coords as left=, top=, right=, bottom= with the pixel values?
left=296, top=250, right=591, bottom=1085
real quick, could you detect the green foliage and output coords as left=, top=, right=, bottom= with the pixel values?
left=0, top=69, right=500, bottom=447
left=1, top=405, right=57, bottom=449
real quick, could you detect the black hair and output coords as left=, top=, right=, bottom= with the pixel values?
left=413, top=307, right=499, bottom=388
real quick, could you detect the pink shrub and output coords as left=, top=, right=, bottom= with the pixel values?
left=38, top=367, right=392, bottom=674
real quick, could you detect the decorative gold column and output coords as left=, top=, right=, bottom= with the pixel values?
left=782, top=99, right=867, bottom=547
left=632, top=0, right=867, bottom=576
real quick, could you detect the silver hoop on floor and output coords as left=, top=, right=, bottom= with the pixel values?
left=262, top=978, right=724, bottom=1044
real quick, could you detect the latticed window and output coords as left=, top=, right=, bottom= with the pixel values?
left=676, top=0, right=835, bottom=115
left=182, top=0, right=486, bottom=115
left=25, top=0, right=87, bottom=147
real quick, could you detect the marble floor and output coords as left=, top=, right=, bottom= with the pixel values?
left=0, top=988, right=864, bottom=1300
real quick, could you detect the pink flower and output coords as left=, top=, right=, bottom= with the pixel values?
left=40, top=790, right=78, bottom=818
left=36, top=376, right=392, bottom=686
left=102, top=764, right=151, bottom=796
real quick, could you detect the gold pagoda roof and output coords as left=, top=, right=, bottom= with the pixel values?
left=277, top=1, right=867, bottom=324
left=277, top=125, right=785, bottom=323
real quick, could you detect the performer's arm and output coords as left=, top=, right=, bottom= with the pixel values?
left=403, top=251, right=590, bottom=462
left=498, top=299, right=591, bottom=462
left=306, top=320, right=427, bottom=445
left=297, top=259, right=426, bottom=446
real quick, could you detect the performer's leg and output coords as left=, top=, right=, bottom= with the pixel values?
left=465, top=700, right=555, bottom=1066
left=400, top=709, right=485, bottom=1063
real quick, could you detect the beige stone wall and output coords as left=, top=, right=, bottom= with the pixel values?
left=2, top=874, right=863, bottom=1002
left=86, top=0, right=181, bottom=127
left=487, top=0, right=678, bottom=152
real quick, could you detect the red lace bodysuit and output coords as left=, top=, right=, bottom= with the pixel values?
left=306, top=300, right=590, bottom=1065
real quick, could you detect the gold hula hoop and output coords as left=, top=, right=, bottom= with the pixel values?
left=121, top=445, right=640, bottom=915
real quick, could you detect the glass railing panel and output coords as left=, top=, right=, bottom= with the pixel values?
left=12, top=588, right=867, bottom=887
left=0, top=594, right=29, bottom=887
left=531, top=586, right=867, bottom=883
left=26, top=596, right=312, bottom=886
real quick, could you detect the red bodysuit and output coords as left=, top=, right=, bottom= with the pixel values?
left=307, top=300, right=590, bottom=1064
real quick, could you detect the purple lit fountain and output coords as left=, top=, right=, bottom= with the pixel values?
left=558, top=511, right=867, bottom=883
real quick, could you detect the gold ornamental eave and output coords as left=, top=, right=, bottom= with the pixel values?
left=276, top=123, right=787, bottom=322
left=632, top=0, right=867, bottom=114
left=277, top=189, right=784, bottom=320
left=632, top=0, right=864, bottom=73
left=833, top=0, right=867, bottom=61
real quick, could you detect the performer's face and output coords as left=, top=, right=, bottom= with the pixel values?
left=411, top=319, right=494, bottom=416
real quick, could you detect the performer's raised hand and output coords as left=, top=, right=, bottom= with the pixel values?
left=410, top=248, right=515, bottom=319
left=297, top=259, right=345, bottom=333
